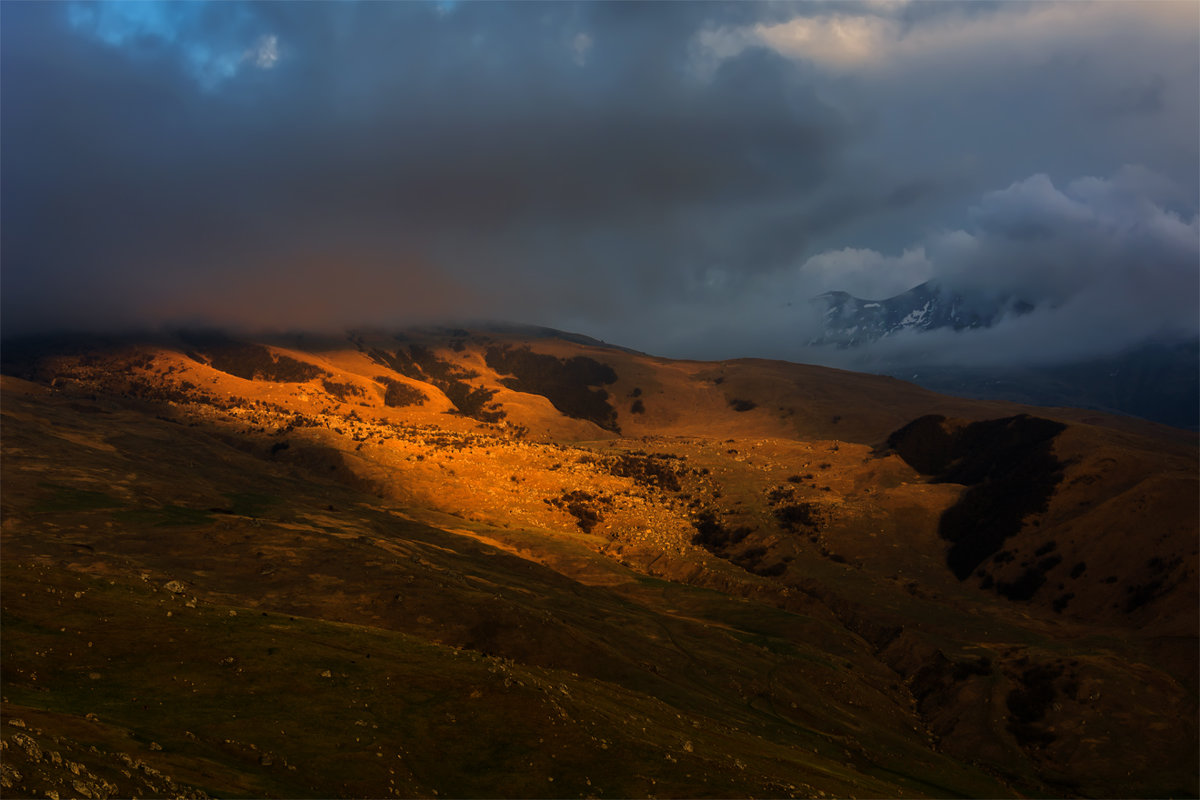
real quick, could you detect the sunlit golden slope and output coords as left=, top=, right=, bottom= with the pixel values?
left=2, top=326, right=1196, bottom=798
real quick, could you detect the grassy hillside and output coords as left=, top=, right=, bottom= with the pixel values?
left=2, top=327, right=1196, bottom=798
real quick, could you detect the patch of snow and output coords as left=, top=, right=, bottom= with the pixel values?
left=897, top=301, right=932, bottom=328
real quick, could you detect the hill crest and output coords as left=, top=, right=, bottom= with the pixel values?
left=2, top=326, right=1196, bottom=798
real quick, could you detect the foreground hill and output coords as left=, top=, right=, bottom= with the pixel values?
left=2, top=327, right=1196, bottom=799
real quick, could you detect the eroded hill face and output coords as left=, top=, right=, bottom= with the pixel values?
left=2, top=327, right=1196, bottom=799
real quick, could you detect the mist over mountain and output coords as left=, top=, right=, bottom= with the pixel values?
left=809, top=280, right=1035, bottom=347
left=802, top=279, right=1199, bottom=429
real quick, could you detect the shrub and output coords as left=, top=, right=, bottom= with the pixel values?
left=766, top=486, right=795, bottom=505
left=322, top=379, right=363, bottom=401
left=690, top=511, right=753, bottom=549
left=774, top=502, right=822, bottom=532
left=547, top=490, right=612, bottom=533
left=605, top=452, right=682, bottom=491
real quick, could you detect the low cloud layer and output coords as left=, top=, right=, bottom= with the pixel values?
left=875, top=168, right=1199, bottom=367
left=622, top=168, right=1198, bottom=367
left=2, top=2, right=1196, bottom=371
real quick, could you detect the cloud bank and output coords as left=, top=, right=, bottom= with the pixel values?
left=634, top=168, right=1198, bottom=368
left=2, top=1, right=1196, bottom=372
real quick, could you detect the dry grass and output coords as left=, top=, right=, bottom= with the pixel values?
left=1, top=327, right=1196, bottom=798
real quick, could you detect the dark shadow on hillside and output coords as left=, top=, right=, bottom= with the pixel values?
left=361, top=341, right=505, bottom=422
left=178, top=331, right=329, bottom=383
left=887, top=414, right=1067, bottom=586
left=484, top=345, right=619, bottom=432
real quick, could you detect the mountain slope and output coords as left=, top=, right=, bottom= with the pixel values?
left=2, top=327, right=1196, bottom=798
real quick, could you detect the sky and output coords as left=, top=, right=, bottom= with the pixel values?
left=2, top=0, right=1197, bottom=368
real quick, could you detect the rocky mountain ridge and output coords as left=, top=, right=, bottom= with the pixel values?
left=807, top=282, right=1199, bottom=429
left=809, top=280, right=1032, bottom=347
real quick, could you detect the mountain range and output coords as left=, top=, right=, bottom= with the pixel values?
left=809, top=281, right=1199, bottom=429
left=1, top=326, right=1196, bottom=798
left=810, top=281, right=1033, bottom=347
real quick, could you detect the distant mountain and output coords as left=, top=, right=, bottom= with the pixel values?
left=810, top=280, right=1032, bottom=347
left=809, top=282, right=1198, bottom=430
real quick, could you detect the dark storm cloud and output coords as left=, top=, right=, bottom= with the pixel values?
left=1, top=1, right=852, bottom=335
left=2, top=0, right=1197, bottom=370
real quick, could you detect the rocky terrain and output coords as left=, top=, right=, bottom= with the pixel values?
left=2, top=327, right=1196, bottom=798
